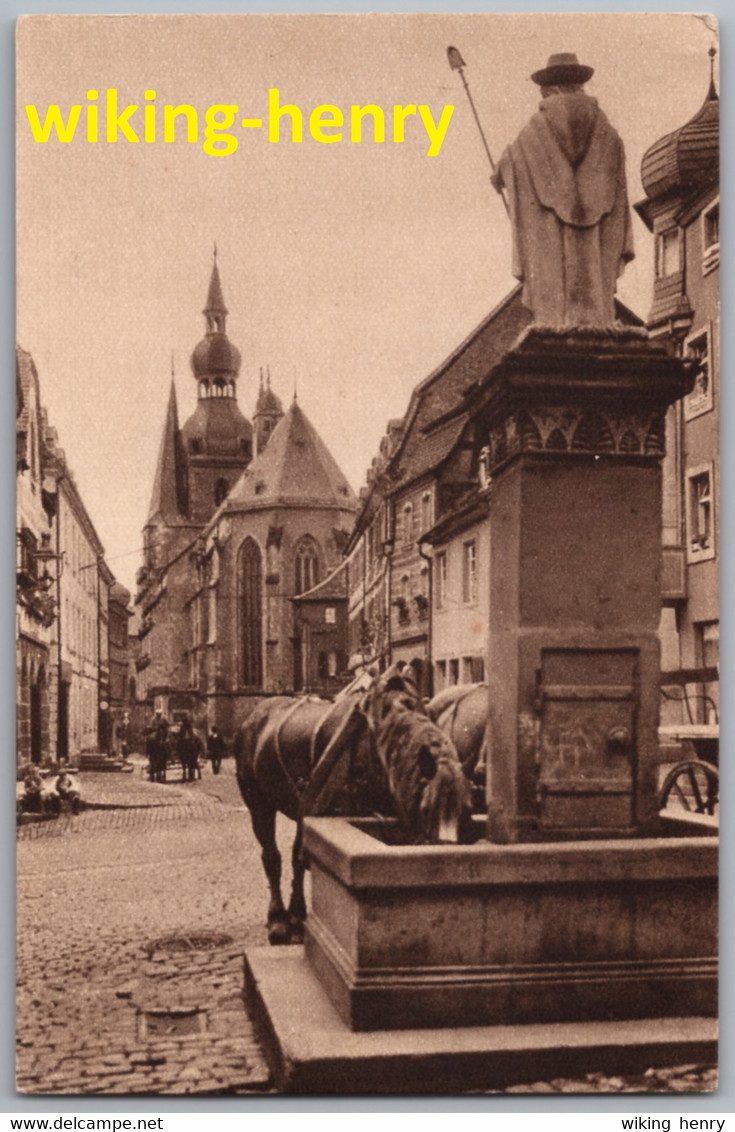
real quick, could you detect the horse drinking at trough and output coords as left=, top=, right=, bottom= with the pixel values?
left=426, top=683, right=489, bottom=808
left=234, top=665, right=472, bottom=945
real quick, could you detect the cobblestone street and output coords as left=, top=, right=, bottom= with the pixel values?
left=17, top=762, right=717, bottom=1097
left=17, top=762, right=275, bottom=1096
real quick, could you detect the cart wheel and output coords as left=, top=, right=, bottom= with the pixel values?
left=659, top=760, right=719, bottom=816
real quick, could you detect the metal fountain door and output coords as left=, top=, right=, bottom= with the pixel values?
left=536, top=648, right=638, bottom=833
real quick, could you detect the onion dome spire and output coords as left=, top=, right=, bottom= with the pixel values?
left=203, top=246, right=228, bottom=334
left=640, top=48, right=719, bottom=202
left=191, top=251, right=241, bottom=389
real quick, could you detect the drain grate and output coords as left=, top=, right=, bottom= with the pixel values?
left=146, top=932, right=234, bottom=956
left=138, top=1008, right=207, bottom=1039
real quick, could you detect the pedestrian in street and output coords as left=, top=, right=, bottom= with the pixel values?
left=145, top=709, right=170, bottom=783
left=177, top=715, right=202, bottom=783
left=55, top=770, right=81, bottom=814
left=21, top=764, right=43, bottom=814
left=207, top=726, right=226, bottom=775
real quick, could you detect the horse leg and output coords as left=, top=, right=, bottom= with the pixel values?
left=247, top=796, right=291, bottom=945
left=287, top=822, right=308, bottom=944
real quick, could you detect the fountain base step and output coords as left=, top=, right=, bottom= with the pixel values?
left=244, top=946, right=717, bottom=1094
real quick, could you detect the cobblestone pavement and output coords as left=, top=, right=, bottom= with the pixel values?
left=18, top=763, right=275, bottom=1095
left=17, top=762, right=717, bottom=1097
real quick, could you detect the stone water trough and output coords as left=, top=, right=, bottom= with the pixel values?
left=245, top=815, right=717, bottom=1092
left=303, top=817, right=717, bottom=1032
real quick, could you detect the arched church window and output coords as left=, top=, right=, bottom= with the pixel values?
left=295, top=537, right=320, bottom=595
left=214, top=478, right=228, bottom=506
left=239, top=537, right=263, bottom=687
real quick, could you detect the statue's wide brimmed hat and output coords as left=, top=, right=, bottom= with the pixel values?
left=531, top=53, right=594, bottom=86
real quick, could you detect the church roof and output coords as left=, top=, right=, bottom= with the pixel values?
left=224, top=400, right=357, bottom=512
left=204, top=259, right=228, bottom=320
left=180, top=397, right=252, bottom=455
left=148, top=382, right=187, bottom=522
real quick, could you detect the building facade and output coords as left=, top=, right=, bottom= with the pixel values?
left=16, top=347, right=56, bottom=765
left=17, top=346, right=127, bottom=766
left=635, top=60, right=719, bottom=723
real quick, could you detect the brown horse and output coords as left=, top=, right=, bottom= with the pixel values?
left=234, top=665, right=472, bottom=945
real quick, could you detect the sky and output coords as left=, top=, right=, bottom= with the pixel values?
left=16, top=12, right=719, bottom=594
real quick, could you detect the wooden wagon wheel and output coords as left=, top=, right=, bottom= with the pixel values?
left=659, top=760, right=719, bottom=816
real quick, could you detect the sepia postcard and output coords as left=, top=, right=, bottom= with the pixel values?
left=16, top=12, right=719, bottom=1097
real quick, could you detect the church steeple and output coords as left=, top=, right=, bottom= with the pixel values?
left=190, top=251, right=242, bottom=400
left=147, top=379, right=187, bottom=523
left=203, top=246, right=228, bottom=334
left=180, top=256, right=254, bottom=521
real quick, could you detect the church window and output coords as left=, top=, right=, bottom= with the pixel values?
left=239, top=537, right=263, bottom=687
left=402, top=502, right=413, bottom=546
left=214, top=478, right=228, bottom=506
left=191, top=438, right=202, bottom=454
left=421, top=491, right=432, bottom=532
left=295, top=537, right=320, bottom=595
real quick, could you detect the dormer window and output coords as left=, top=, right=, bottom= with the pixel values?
left=702, top=197, right=719, bottom=275
left=655, top=228, right=680, bottom=279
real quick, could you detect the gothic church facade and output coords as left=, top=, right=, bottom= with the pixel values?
left=134, top=258, right=356, bottom=734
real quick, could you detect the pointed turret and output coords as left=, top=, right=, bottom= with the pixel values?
left=203, top=249, right=228, bottom=334
left=148, top=380, right=187, bottom=522
left=253, top=367, right=284, bottom=454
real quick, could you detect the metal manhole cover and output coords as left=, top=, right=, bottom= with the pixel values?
left=146, top=932, right=234, bottom=956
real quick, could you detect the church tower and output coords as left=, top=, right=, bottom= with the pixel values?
left=180, top=252, right=253, bottom=521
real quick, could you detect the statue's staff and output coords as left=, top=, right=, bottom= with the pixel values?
left=446, top=46, right=509, bottom=217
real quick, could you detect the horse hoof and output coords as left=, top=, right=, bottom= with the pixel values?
left=288, top=920, right=305, bottom=945
left=267, top=921, right=291, bottom=946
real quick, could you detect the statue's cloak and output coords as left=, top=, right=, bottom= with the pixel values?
left=498, top=92, right=634, bottom=327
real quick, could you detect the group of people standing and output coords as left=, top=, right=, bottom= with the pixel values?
left=144, top=711, right=228, bottom=782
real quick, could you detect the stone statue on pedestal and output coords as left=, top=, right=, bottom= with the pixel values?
left=492, top=53, right=634, bottom=328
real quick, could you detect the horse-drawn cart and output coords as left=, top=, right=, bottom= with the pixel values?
left=658, top=666, right=719, bottom=818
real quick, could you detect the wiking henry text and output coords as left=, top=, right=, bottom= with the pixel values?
left=24, top=88, right=456, bottom=156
